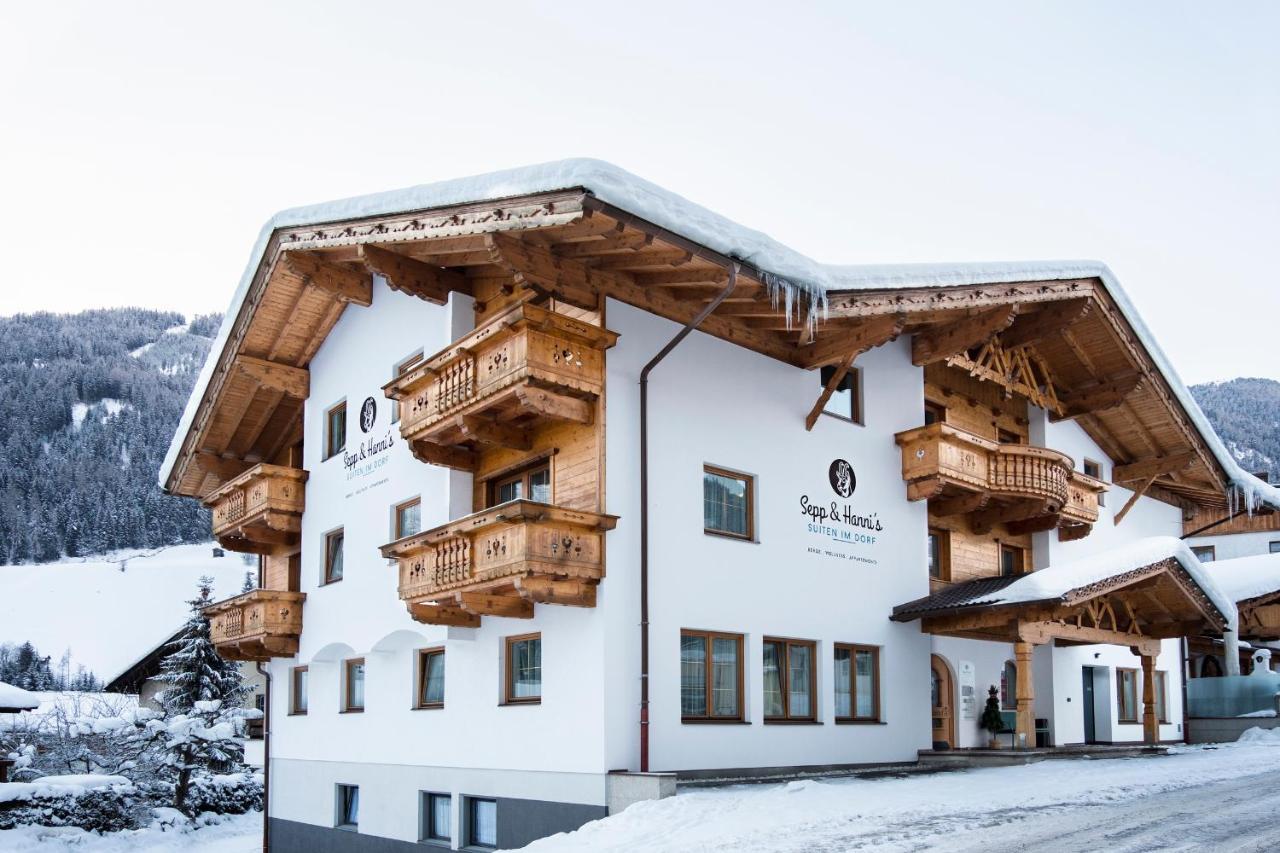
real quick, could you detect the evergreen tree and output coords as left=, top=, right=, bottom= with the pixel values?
left=980, top=685, right=1006, bottom=743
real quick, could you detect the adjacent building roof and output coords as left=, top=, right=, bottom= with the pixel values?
left=0, top=681, right=40, bottom=713
left=1204, top=553, right=1280, bottom=606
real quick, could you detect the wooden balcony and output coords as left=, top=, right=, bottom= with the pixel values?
left=203, top=463, right=307, bottom=554
left=203, top=589, right=306, bottom=661
left=896, top=423, right=1106, bottom=538
left=383, top=301, right=618, bottom=471
left=380, top=500, right=618, bottom=627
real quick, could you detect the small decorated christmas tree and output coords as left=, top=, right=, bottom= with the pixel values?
left=980, top=685, right=1005, bottom=747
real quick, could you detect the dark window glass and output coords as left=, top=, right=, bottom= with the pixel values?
left=703, top=466, right=752, bottom=539
left=469, top=798, right=497, bottom=848
left=680, top=631, right=743, bottom=721
left=325, top=530, right=344, bottom=584
left=326, top=403, right=347, bottom=459
left=337, top=784, right=359, bottom=829
left=417, top=649, right=445, bottom=708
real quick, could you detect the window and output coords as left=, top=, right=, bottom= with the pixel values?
left=392, top=351, right=424, bottom=424
left=680, top=630, right=743, bottom=721
left=1000, top=544, right=1026, bottom=577
left=763, top=638, right=816, bottom=722
left=1270, top=541, right=1280, bottom=555
left=1000, top=660, right=1017, bottom=710
left=1155, top=671, right=1169, bottom=723
left=394, top=497, right=422, bottom=540
left=1083, top=459, right=1106, bottom=506
left=343, top=658, right=365, bottom=712
left=467, top=797, right=497, bottom=849
left=504, top=634, right=541, bottom=704
left=928, top=528, right=950, bottom=581
left=336, top=784, right=359, bottom=830
left=703, top=465, right=753, bottom=540
left=325, top=401, right=347, bottom=460
left=323, top=528, right=344, bottom=584
left=416, top=648, right=445, bottom=709
left=421, top=792, right=451, bottom=844
left=1117, top=668, right=1138, bottom=723
left=1191, top=545, right=1216, bottom=563
left=834, top=643, right=879, bottom=722
left=924, top=401, right=946, bottom=426
left=492, top=462, right=551, bottom=506
left=819, top=364, right=862, bottom=424
left=997, top=428, right=1023, bottom=445
left=290, top=666, right=308, bottom=715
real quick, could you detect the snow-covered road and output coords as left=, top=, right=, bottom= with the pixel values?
left=522, top=733, right=1280, bottom=852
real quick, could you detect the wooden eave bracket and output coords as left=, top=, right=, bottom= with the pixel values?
left=1112, top=451, right=1196, bottom=484
left=279, top=251, right=372, bottom=306
left=1050, top=371, right=1145, bottom=422
left=358, top=244, right=470, bottom=305
left=999, top=298, right=1092, bottom=349
left=801, top=314, right=906, bottom=371
left=911, top=306, right=1019, bottom=366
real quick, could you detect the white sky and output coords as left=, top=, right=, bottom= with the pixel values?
left=1, top=2, right=1275, bottom=383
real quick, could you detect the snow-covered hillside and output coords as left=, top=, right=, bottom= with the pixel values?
left=0, top=544, right=252, bottom=685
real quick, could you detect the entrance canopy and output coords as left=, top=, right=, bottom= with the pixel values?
left=1204, top=553, right=1280, bottom=641
left=893, top=536, right=1234, bottom=654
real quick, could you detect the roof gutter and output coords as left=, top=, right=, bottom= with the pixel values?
left=639, top=263, right=739, bottom=773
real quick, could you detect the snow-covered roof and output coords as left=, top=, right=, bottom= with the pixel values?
left=157, top=158, right=1279, bottom=512
left=0, top=681, right=40, bottom=711
left=1204, top=553, right=1280, bottom=605
left=895, top=536, right=1237, bottom=631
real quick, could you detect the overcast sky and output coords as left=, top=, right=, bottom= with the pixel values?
left=1, top=2, right=1275, bottom=384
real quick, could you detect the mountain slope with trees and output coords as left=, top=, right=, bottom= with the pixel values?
left=1191, top=377, right=1280, bottom=484
left=0, top=308, right=220, bottom=564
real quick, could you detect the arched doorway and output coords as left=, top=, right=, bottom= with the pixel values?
left=930, top=654, right=955, bottom=750
left=1201, top=656, right=1223, bottom=678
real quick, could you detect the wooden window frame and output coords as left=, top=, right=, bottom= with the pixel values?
left=466, top=797, right=498, bottom=849
left=1000, top=660, right=1017, bottom=710
left=322, top=528, right=344, bottom=586
left=928, top=528, right=951, bottom=582
left=289, top=665, right=308, bottom=716
left=1192, top=545, right=1216, bottom=563
left=997, top=427, right=1025, bottom=445
left=503, top=633, right=542, bottom=705
left=415, top=647, right=445, bottom=710
left=420, top=791, right=451, bottom=844
left=335, top=783, right=359, bottom=830
left=324, top=400, right=347, bottom=461
left=679, top=629, right=745, bottom=723
left=818, top=364, right=863, bottom=425
left=392, top=350, right=424, bottom=424
left=924, top=400, right=947, bottom=426
left=1116, top=667, right=1139, bottom=723
left=489, top=460, right=552, bottom=508
left=702, top=465, right=755, bottom=542
left=343, top=657, right=365, bottom=713
left=833, top=642, right=881, bottom=723
left=763, top=637, right=818, bottom=723
left=1083, top=458, right=1106, bottom=506
left=1155, top=670, right=1170, bottom=724
left=394, top=496, right=422, bottom=540
left=1000, top=543, right=1026, bottom=577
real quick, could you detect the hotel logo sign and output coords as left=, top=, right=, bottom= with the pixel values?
left=829, top=458, right=856, bottom=498
left=802, top=458, right=883, bottom=564
left=359, top=397, right=378, bottom=433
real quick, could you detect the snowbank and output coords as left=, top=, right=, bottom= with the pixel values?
left=0, top=808, right=260, bottom=852
left=1236, top=726, right=1280, bottom=744
left=0, top=774, right=131, bottom=804
left=0, top=682, right=39, bottom=712
left=1205, top=552, right=1280, bottom=604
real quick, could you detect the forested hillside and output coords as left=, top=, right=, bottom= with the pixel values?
left=0, top=309, right=220, bottom=564
left=1191, top=377, right=1280, bottom=484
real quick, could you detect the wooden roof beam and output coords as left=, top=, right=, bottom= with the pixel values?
left=1050, top=371, right=1144, bottom=422
left=359, top=244, right=470, bottom=306
left=235, top=355, right=309, bottom=399
left=911, top=306, right=1019, bottom=366
left=1113, top=451, right=1196, bottom=484
left=279, top=251, right=372, bottom=306
left=801, top=314, right=906, bottom=370
left=1000, top=298, right=1092, bottom=348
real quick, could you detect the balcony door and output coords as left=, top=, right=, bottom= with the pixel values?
left=930, top=654, right=955, bottom=750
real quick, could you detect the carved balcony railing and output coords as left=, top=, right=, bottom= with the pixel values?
left=380, top=500, right=618, bottom=627
left=383, top=301, right=618, bottom=471
left=203, top=464, right=307, bottom=554
left=896, top=423, right=1106, bottom=539
left=203, top=589, right=306, bottom=661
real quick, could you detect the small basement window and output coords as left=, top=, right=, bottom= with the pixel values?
left=421, top=792, right=451, bottom=844
left=336, top=784, right=359, bottom=830
left=819, top=364, right=863, bottom=424
left=468, top=797, right=497, bottom=849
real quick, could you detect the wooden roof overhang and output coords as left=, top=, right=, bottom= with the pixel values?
left=1235, top=588, right=1280, bottom=642
left=165, top=185, right=1241, bottom=515
left=891, top=557, right=1230, bottom=654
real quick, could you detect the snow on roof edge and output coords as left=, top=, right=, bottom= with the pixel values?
left=0, top=680, right=41, bottom=711
left=158, top=160, right=1279, bottom=513
left=1204, top=552, right=1280, bottom=606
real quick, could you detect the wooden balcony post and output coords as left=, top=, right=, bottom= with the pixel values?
left=1141, top=652, right=1158, bottom=746
left=1014, top=640, right=1035, bottom=749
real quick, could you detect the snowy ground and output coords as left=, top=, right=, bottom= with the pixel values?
left=0, top=811, right=260, bottom=852
left=523, top=732, right=1280, bottom=852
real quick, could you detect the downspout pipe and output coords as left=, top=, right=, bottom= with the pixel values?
left=639, top=263, right=739, bottom=773
left=256, top=661, right=271, bottom=853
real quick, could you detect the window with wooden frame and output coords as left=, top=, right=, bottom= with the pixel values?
left=997, top=427, right=1024, bottom=445
left=504, top=634, right=541, bottom=704
left=834, top=643, right=880, bottom=722
left=1116, top=667, right=1138, bottom=723
left=999, top=544, right=1026, bottom=577
left=1083, top=459, right=1106, bottom=506
left=324, top=401, right=347, bottom=460
left=490, top=461, right=551, bottom=507
left=819, top=364, right=863, bottom=424
left=323, top=528, right=344, bottom=585
left=924, top=400, right=946, bottom=426
left=1191, top=545, right=1216, bottom=563
left=420, top=792, right=451, bottom=844
left=928, top=528, right=950, bottom=581
left=394, top=497, right=422, bottom=540
left=1155, top=671, right=1169, bottom=723
left=763, top=638, right=816, bottom=722
left=343, top=658, right=365, bottom=712
left=703, top=465, right=753, bottom=540
left=415, top=648, right=445, bottom=709
left=680, top=630, right=744, bottom=722
left=290, top=666, right=308, bottom=715
left=392, top=350, right=423, bottom=424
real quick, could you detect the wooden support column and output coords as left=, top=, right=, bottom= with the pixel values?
left=1140, top=652, right=1158, bottom=746
left=1014, top=640, right=1035, bottom=748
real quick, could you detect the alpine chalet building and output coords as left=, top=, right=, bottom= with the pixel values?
left=160, top=160, right=1273, bottom=851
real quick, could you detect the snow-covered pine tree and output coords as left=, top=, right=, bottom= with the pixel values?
left=240, top=569, right=254, bottom=594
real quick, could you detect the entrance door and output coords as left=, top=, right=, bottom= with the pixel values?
left=1081, top=666, right=1097, bottom=744
left=931, top=655, right=955, bottom=750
